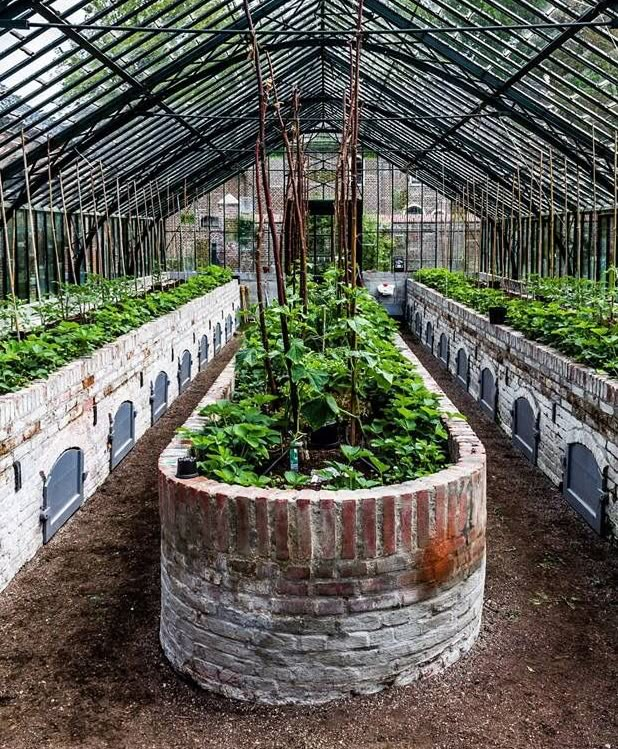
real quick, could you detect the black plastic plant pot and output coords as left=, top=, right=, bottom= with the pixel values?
left=488, top=306, right=507, bottom=325
left=310, top=423, right=340, bottom=449
left=176, top=456, right=199, bottom=479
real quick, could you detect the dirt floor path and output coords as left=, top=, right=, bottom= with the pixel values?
left=0, top=333, right=617, bottom=749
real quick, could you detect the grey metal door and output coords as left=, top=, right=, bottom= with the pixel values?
left=438, top=333, right=449, bottom=366
left=178, top=350, right=192, bottom=393
left=110, top=400, right=136, bottom=469
left=425, top=321, right=434, bottom=351
left=456, top=348, right=468, bottom=389
left=198, top=335, right=209, bottom=370
left=214, top=323, right=222, bottom=354
left=414, top=312, right=422, bottom=337
left=512, top=397, right=538, bottom=463
left=150, top=371, right=169, bottom=424
left=225, top=314, right=233, bottom=342
left=479, top=368, right=497, bottom=419
left=41, top=448, right=85, bottom=543
left=564, top=443, right=605, bottom=534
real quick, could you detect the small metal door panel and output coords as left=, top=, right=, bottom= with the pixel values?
left=151, top=371, right=169, bottom=424
left=110, top=401, right=136, bottom=469
left=438, top=333, right=449, bottom=366
left=41, top=448, right=84, bottom=543
left=178, top=350, right=192, bottom=393
left=425, top=321, right=434, bottom=351
left=479, top=368, right=497, bottom=419
left=198, top=335, right=209, bottom=369
left=512, top=397, right=538, bottom=463
left=564, top=443, right=605, bottom=534
left=456, top=348, right=468, bottom=390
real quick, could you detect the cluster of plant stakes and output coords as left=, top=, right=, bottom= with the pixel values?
left=182, top=1, right=451, bottom=491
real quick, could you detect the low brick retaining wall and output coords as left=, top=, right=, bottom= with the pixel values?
left=0, top=280, right=240, bottom=593
left=406, top=279, right=618, bottom=539
left=158, top=340, right=486, bottom=705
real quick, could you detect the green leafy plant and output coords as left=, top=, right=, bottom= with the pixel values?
left=415, top=268, right=618, bottom=376
left=183, top=269, right=450, bottom=490
left=0, top=266, right=232, bottom=395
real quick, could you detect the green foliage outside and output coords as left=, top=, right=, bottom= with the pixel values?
left=60, top=0, right=230, bottom=98
left=0, top=266, right=232, bottom=394
left=182, top=269, right=451, bottom=490
left=362, top=217, right=394, bottom=271
left=415, top=268, right=618, bottom=375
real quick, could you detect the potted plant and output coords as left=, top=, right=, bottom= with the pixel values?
left=488, top=305, right=508, bottom=324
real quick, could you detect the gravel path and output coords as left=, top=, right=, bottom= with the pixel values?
left=0, top=333, right=616, bottom=749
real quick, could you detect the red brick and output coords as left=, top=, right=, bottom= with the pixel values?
left=313, top=599, right=346, bottom=616
left=320, top=498, right=336, bottom=559
left=339, top=560, right=368, bottom=578
left=314, top=560, right=336, bottom=578
left=434, top=485, right=447, bottom=540
left=200, top=491, right=212, bottom=550
left=459, top=479, right=470, bottom=534
left=215, top=493, right=229, bottom=552
left=275, top=499, right=289, bottom=561
left=296, top=498, right=312, bottom=560
left=313, top=581, right=355, bottom=597
left=447, top=487, right=458, bottom=538
left=235, top=496, right=251, bottom=555
left=417, top=490, right=429, bottom=548
left=255, top=496, right=269, bottom=557
left=382, top=495, right=396, bottom=555
left=359, top=575, right=395, bottom=594
left=400, top=494, right=413, bottom=552
left=362, top=498, right=377, bottom=558
left=341, top=499, right=357, bottom=559
left=276, top=579, right=309, bottom=596
left=284, top=565, right=311, bottom=580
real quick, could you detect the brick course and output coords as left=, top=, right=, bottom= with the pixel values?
left=0, top=281, right=240, bottom=592
left=406, top=279, right=618, bottom=538
left=158, top=339, right=487, bottom=704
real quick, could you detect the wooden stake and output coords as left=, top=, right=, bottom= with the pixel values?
left=254, top=138, right=277, bottom=396
left=58, top=170, right=77, bottom=283
left=0, top=172, right=21, bottom=337
left=46, top=139, right=63, bottom=292
left=21, top=131, right=42, bottom=301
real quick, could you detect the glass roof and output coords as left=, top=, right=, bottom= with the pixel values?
left=0, top=0, right=616, bottom=219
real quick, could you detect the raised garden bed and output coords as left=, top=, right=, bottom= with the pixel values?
left=0, top=271, right=239, bottom=592
left=158, top=279, right=486, bottom=704
left=407, top=272, right=618, bottom=538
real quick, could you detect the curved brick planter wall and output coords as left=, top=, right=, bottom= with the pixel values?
left=158, top=341, right=486, bottom=704
left=0, top=280, right=239, bottom=593
left=406, top=279, right=618, bottom=538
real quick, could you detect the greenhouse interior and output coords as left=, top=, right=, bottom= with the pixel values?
left=0, top=0, right=617, bottom=746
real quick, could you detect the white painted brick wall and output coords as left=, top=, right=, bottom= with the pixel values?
left=406, top=280, right=618, bottom=538
left=0, top=280, right=240, bottom=593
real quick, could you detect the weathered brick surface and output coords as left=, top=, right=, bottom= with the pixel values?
left=0, top=281, right=240, bottom=592
left=406, top=279, right=618, bottom=538
left=158, top=340, right=487, bottom=704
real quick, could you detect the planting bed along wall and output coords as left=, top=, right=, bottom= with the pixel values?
left=0, top=279, right=240, bottom=593
left=158, top=341, right=486, bottom=705
left=406, top=279, right=618, bottom=539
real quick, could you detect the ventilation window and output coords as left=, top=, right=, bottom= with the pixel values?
left=93, top=400, right=98, bottom=426
left=140, top=371, right=144, bottom=388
